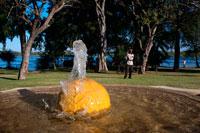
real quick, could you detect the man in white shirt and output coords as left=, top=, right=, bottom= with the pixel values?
left=124, top=49, right=134, bottom=79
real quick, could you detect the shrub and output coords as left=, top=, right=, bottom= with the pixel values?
left=0, top=50, right=15, bottom=68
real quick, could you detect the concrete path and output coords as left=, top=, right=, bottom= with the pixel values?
left=1, top=85, right=200, bottom=96
left=150, top=86, right=200, bottom=95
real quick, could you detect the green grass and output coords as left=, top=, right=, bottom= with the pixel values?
left=0, top=68, right=200, bottom=91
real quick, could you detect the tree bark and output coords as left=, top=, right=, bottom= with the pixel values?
left=18, top=50, right=30, bottom=80
left=195, top=52, right=200, bottom=68
left=141, top=55, right=147, bottom=74
left=98, top=48, right=108, bottom=72
left=61, top=55, right=64, bottom=68
left=140, top=25, right=157, bottom=74
left=18, top=36, right=35, bottom=80
left=53, top=59, right=57, bottom=70
left=19, top=21, right=26, bottom=56
left=173, top=7, right=181, bottom=72
left=98, top=27, right=108, bottom=72
left=18, top=16, right=27, bottom=80
left=173, top=29, right=180, bottom=72
left=95, top=0, right=108, bottom=72
left=140, top=41, right=154, bottom=74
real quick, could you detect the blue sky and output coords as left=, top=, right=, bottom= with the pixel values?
left=0, top=37, right=21, bottom=52
left=0, top=1, right=49, bottom=52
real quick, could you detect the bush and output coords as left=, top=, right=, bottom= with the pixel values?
left=37, top=54, right=54, bottom=70
left=0, top=50, right=15, bottom=68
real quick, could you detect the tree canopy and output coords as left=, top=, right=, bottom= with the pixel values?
left=0, top=0, right=200, bottom=74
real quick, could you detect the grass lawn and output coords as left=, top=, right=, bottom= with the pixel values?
left=0, top=68, right=200, bottom=91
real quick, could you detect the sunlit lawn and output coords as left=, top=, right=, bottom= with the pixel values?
left=0, top=68, right=200, bottom=91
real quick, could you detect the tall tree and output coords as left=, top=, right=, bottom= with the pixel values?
left=129, top=0, right=170, bottom=73
left=171, top=0, right=200, bottom=71
left=148, top=29, right=171, bottom=68
left=182, top=10, right=200, bottom=68
left=7, top=0, right=75, bottom=80
left=0, top=1, right=14, bottom=52
left=34, top=0, right=99, bottom=69
left=95, top=0, right=108, bottom=72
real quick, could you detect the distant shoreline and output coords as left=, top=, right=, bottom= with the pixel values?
left=0, top=56, right=199, bottom=71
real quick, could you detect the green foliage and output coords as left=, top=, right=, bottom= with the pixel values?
left=182, top=10, right=200, bottom=54
left=0, top=5, right=13, bottom=44
left=36, top=53, right=57, bottom=69
left=0, top=51, right=16, bottom=68
left=113, top=45, right=126, bottom=65
left=0, top=0, right=199, bottom=72
left=0, top=0, right=23, bottom=44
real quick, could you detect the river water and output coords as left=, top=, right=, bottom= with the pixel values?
left=160, top=57, right=200, bottom=68
left=0, top=56, right=199, bottom=70
left=0, top=56, right=40, bottom=70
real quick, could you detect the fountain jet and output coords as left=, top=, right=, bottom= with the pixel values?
left=58, top=40, right=111, bottom=114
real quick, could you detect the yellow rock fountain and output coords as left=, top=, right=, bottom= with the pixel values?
left=58, top=40, right=110, bottom=114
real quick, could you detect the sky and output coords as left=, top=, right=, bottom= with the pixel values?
left=0, top=2, right=49, bottom=53
left=0, top=37, right=21, bottom=52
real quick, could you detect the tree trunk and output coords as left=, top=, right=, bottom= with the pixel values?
left=95, top=0, right=108, bottom=72
left=7, top=61, right=11, bottom=68
left=19, top=21, right=26, bottom=56
left=18, top=49, right=30, bottom=80
left=18, top=36, right=35, bottom=80
left=173, top=29, right=180, bottom=71
left=195, top=52, right=200, bottom=68
left=53, top=59, right=57, bottom=70
left=140, top=41, right=154, bottom=74
left=18, top=21, right=27, bottom=80
left=61, top=55, right=64, bottom=68
left=98, top=49, right=108, bottom=72
left=173, top=8, right=181, bottom=72
left=98, top=30, right=108, bottom=72
left=2, top=43, right=6, bottom=52
left=140, top=25, right=157, bottom=74
left=141, top=55, right=147, bottom=74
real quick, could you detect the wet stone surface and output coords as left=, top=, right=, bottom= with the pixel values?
left=0, top=85, right=200, bottom=133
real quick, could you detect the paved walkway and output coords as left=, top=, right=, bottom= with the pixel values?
left=1, top=85, right=200, bottom=96
left=150, top=86, right=200, bottom=95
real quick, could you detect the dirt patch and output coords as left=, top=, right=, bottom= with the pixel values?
left=0, top=85, right=200, bottom=133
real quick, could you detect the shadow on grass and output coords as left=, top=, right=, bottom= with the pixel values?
left=34, top=68, right=72, bottom=73
left=36, top=68, right=120, bottom=75
left=0, top=70, right=18, bottom=75
left=18, top=89, right=58, bottom=111
left=163, top=74, right=200, bottom=77
left=0, top=72, right=17, bottom=75
left=87, top=76, right=122, bottom=79
left=157, top=68, right=200, bottom=73
left=179, top=69, right=200, bottom=73
left=0, top=77, right=17, bottom=80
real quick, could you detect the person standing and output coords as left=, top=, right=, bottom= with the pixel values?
left=183, top=59, right=186, bottom=68
left=124, top=49, right=134, bottom=79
